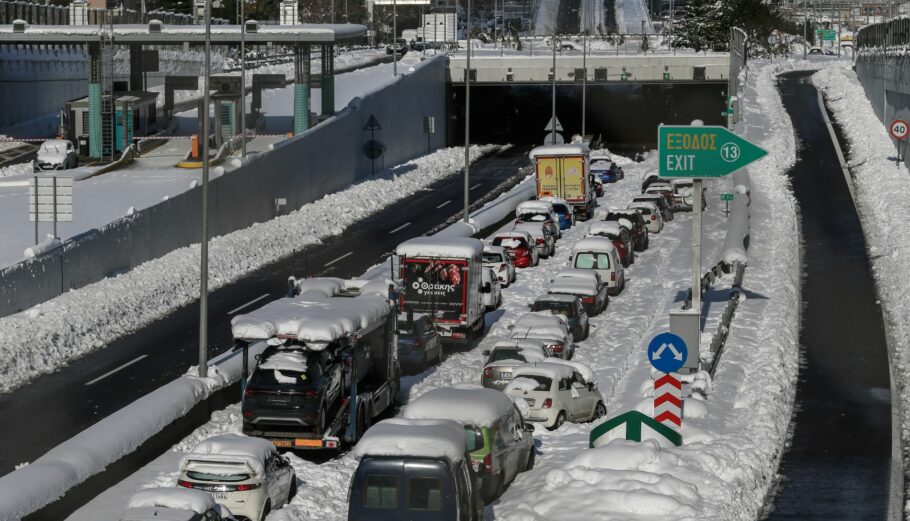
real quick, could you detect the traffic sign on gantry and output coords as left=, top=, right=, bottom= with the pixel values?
left=658, top=125, right=768, bottom=179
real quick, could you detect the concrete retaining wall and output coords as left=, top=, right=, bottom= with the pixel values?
left=0, top=56, right=447, bottom=318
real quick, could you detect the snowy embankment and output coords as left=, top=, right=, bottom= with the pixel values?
left=532, top=0, right=559, bottom=35
left=0, top=145, right=498, bottom=396
left=812, top=62, right=910, bottom=514
left=614, top=0, right=655, bottom=35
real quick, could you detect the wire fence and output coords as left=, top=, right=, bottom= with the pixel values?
left=857, top=17, right=910, bottom=50
left=0, top=0, right=227, bottom=26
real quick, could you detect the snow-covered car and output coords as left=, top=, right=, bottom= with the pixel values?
left=33, top=139, right=77, bottom=171
left=482, top=244, right=516, bottom=286
left=481, top=267, right=503, bottom=311
left=632, top=193, right=674, bottom=222
left=605, top=209, right=650, bottom=251
left=481, top=338, right=552, bottom=390
left=587, top=221, right=634, bottom=268
left=512, top=221, right=556, bottom=258
left=504, top=361, right=605, bottom=430
left=538, top=196, right=575, bottom=229
left=177, top=434, right=296, bottom=521
left=809, top=46, right=823, bottom=55
left=569, top=237, right=626, bottom=295
left=671, top=178, right=707, bottom=211
left=515, top=200, right=561, bottom=239
left=402, top=387, right=535, bottom=501
left=491, top=231, right=539, bottom=268
left=397, top=313, right=443, bottom=372
left=121, top=487, right=237, bottom=521
left=643, top=183, right=676, bottom=210
left=349, top=419, right=484, bottom=521
left=627, top=201, right=664, bottom=234
left=508, top=312, right=575, bottom=359
left=549, top=269, right=609, bottom=316
left=641, top=173, right=666, bottom=192
left=528, top=294, right=589, bottom=340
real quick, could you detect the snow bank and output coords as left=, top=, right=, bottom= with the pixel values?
left=23, top=235, right=62, bottom=259
left=353, top=418, right=467, bottom=463
left=125, top=487, right=215, bottom=514
left=404, top=387, right=517, bottom=427
left=435, top=176, right=536, bottom=239
left=0, top=145, right=498, bottom=395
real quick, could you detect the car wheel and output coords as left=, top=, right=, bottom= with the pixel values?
left=288, top=474, right=298, bottom=502
left=548, top=411, right=567, bottom=431
left=525, top=447, right=536, bottom=470
left=260, top=500, right=271, bottom=521
left=583, top=323, right=590, bottom=340
left=495, top=471, right=506, bottom=499
left=593, top=402, right=607, bottom=420
left=437, top=344, right=444, bottom=364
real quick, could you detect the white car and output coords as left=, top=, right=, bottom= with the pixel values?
left=483, top=244, right=516, bottom=286
left=481, top=339, right=552, bottom=390
left=177, top=434, right=296, bottom=521
left=509, top=312, right=575, bottom=359
left=33, top=139, right=77, bottom=171
left=569, top=237, right=626, bottom=295
left=628, top=201, right=664, bottom=233
left=504, top=361, right=605, bottom=430
left=515, top=200, right=561, bottom=239
left=481, top=267, right=503, bottom=311
left=121, top=488, right=236, bottom=521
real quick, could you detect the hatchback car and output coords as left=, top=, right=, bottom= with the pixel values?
left=538, top=196, right=575, bottom=230
left=481, top=339, right=552, bottom=390
left=177, top=434, right=296, bottom=521
left=569, top=237, right=626, bottom=295
left=605, top=209, right=650, bottom=251
left=628, top=202, right=664, bottom=234
left=482, top=244, right=516, bottom=286
left=491, top=231, right=539, bottom=268
left=504, top=361, right=605, bottom=430
left=515, top=200, right=561, bottom=239
left=512, top=221, right=556, bottom=258
left=508, top=312, right=575, bottom=359
left=398, top=314, right=444, bottom=372
left=549, top=270, right=609, bottom=316
left=528, top=294, right=589, bottom=340
left=632, top=194, right=674, bottom=222
left=122, top=488, right=237, bottom=521
left=481, top=267, right=503, bottom=311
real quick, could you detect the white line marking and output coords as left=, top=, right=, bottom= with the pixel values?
left=470, top=183, right=482, bottom=190
left=85, top=355, right=149, bottom=386
left=436, top=200, right=452, bottom=209
left=389, top=222, right=411, bottom=234
left=817, top=91, right=857, bottom=204
left=511, top=159, right=520, bottom=165
left=324, top=251, right=353, bottom=267
left=227, top=293, right=271, bottom=315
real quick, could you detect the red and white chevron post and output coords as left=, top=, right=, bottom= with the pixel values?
left=653, top=372, right=683, bottom=431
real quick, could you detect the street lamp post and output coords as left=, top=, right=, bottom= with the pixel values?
left=551, top=31, right=557, bottom=145
left=239, top=0, right=246, bottom=157
left=582, top=34, right=587, bottom=139
left=464, top=0, right=471, bottom=223
left=199, top=0, right=212, bottom=378
left=393, top=0, right=397, bottom=76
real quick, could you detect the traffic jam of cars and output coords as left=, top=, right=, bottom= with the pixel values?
left=124, top=144, right=697, bottom=521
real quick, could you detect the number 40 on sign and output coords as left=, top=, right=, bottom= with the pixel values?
left=891, top=119, right=909, bottom=166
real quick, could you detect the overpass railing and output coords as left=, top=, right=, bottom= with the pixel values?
left=0, top=0, right=227, bottom=25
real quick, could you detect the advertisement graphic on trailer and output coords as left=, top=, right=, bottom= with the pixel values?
left=402, top=259, right=466, bottom=319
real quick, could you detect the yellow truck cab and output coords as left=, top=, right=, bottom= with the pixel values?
left=529, top=144, right=595, bottom=221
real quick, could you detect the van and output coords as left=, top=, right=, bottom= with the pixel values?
left=569, top=237, right=625, bottom=295
left=403, top=387, right=535, bottom=501
left=349, top=419, right=483, bottom=521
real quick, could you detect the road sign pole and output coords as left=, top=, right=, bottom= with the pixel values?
left=551, top=32, right=556, bottom=145
left=654, top=372, right=682, bottom=432
left=33, top=175, right=38, bottom=245
left=692, top=178, right=702, bottom=314
left=52, top=178, right=58, bottom=238
left=464, top=0, right=471, bottom=224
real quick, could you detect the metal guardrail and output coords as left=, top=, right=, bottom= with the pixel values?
left=857, top=17, right=910, bottom=50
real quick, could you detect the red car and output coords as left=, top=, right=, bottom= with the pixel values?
left=586, top=221, right=634, bottom=267
left=491, top=231, right=539, bottom=268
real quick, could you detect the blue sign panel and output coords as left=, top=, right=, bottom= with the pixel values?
left=647, top=332, right=688, bottom=373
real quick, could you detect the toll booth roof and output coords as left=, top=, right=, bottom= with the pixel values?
left=67, top=91, right=158, bottom=108
left=0, top=23, right=367, bottom=44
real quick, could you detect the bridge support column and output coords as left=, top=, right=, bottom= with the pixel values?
left=321, top=43, right=334, bottom=117
left=129, top=44, right=143, bottom=91
left=88, top=42, right=102, bottom=159
left=293, top=44, right=311, bottom=135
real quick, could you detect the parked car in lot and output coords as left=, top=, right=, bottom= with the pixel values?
left=538, top=196, right=575, bottom=230
left=627, top=201, right=664, bottom=234
left=509, top=312, right=575, bottom=359
left=512, top=221, right=556, bottom=258
left=504, top=361, right=605, bottom=430
left=587, top=221, right=634, bottom=267
left=569, top=237, right=626, bottom=295
left=481, top=267, right=503, bottom=311
left=177, top=434, right=296, bottom=521
left=491, top=231, right=539, bottom=268
left=121, top=488, right=236, bottom=521
left=34, top=139, right=77, bottom=171
left=398, top=313, right=444, bottom=371
left=482, top=244, right=516, bottom=286
left=632, top=194, right=674, bottom=222
left=515, top=200, right=561, bottom=239
left=481, top=339, right=552, bottom=390
left=350, top=419, right=483, bottom=521
left=402, top=387, right=536, bottom=501
left=528, top=294, right=589, bottom=341
left=549, top=269, right=610, bottom=316
left=605, top=209, right=650, bottom=251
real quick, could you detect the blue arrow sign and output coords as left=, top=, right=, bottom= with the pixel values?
left=647, top=332, right=688, bottom=373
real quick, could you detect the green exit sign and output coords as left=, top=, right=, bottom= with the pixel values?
left=721, top=193, right=734, bottom=202
left=658, top=125, right=768, bottom=179
left=816, top=29, right=836, bottom=41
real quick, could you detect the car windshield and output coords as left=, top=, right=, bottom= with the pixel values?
left=532, top=301, right=575, bottom=317
left=39, top=143, right=61, bottom=154
left=519, top=213, right=548, bottom=222
left=516, top=374, right=551, bottom=391
left=575, top=252, right=611, bottom=270
left=482, top=253, right=503, bottom=263
left=250, top=352, right=319, bottom=386
left=489, top=348, right=526, bottom=363
left=186, top=469, right=251, bottom=482
left=552, top=204, right=569, bottom=214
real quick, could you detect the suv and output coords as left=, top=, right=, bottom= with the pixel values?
left=529, top=294, right=589, bottom=340
left=605, top=210, right=649, bottom=251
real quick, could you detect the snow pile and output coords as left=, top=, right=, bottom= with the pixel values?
left=125, top=487, right=215, bottom=514
left=353, top=418, right=467, bottom=463
left=396, top=237, right=484, bottom=259
left=404, top=387, right=518, bottom=426
left=23, top=235, right=62, bottom=259
left=0, top=161, right=32, bottom=179
left=0, top=145, right=498, bottom=395
left=258, top=351, right=309, bottom=374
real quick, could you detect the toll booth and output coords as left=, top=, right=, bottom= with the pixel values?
left=65, top=91, right=159, bottom=157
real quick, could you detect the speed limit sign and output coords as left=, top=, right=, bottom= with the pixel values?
left=890, top=119, right=910, bottom=141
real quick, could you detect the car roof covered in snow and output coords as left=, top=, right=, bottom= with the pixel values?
left=590, top=150, right=612, bottom=160
left=180, top=434, right=277, bottom=476
left=125, top=488, right=216, bottom=515
left=404, top=387, right=518, bottom=427
left=353, top=418, right=467, bottom=464
left=294, top=277, right=345, bottom=299
left=513, top=312, right=567, bottom=330
left=230, top=293, right=390, bottom=347
left=587, top=221, right=623, bottom=237
left=512, top=222, right=546, bottom=237
left=571, top=237, right=617, bottom=254
left=494, top=230, right=533, bottom=241
left=544, top=359, right=598, bottom=384
left=396, top=237, right=483, bottom=259
left=529, top=144, right=590, bottom=158
left=489, top=339, right=550, bottom=357
left=549, top=279, right=598, bottom=297
left=512, top=362, right=577, bottom=381
left=516, top=201, right=555, bottom=215
left=604, top=216, right=633, bottom=230
left=628, top=201, right=658, bottom=212
left=554, top=269, right=602, bottom=284
left=634, top=194, right=664, bottom=201
left=534, top=293, right=580, bottom=304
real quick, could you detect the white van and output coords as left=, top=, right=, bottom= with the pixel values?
left=568, top=237, right=625, bottom=295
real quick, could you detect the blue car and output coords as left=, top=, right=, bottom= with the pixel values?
left=592, top=159, right=624, bottom=184
left=539, top=197, right=574, bottom=230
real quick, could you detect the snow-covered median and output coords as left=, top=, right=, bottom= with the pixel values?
left=0, top=145, right=498, bottom=395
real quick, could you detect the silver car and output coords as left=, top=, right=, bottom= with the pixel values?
left=481, top=339, right=552, bottom=390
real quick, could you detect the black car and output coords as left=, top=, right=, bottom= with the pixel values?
left=605, top=210, right=649, bottom=251
left=386, top=39, right=408, bottom=55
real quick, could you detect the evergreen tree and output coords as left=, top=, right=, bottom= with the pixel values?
left=671, top=0, right=729, bottom=52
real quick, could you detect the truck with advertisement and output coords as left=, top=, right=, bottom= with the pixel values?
left=232, top=277, right=400, bottom=451
left=396, top=237, right=486, bottom=344
left=530, top=144, right=595, bottom=220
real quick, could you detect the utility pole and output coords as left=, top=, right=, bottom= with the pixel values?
left=581, top=34, right=587, bottom=139
left=464, top=0, right=471, bottom=223
left=239, top=0, right=246, bottom=157
left=199, top=0, right=212, bottom=378
left=804, top=0, right=809, bottom=58
left=551, top=31, right=557, bottom=145
left=393, top=0, right=397, bottom=76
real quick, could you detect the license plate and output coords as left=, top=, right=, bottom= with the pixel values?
left=213, top=492, right=229, bottom=500
left=499, top=372, right=512, bottom=379
left=524, top=398, right=535, bottom=406
left=295, top=438, right=324, bottom=448
left=271, top=439, right=293, bottom=448
left=267, top=397, right=291, bottom=406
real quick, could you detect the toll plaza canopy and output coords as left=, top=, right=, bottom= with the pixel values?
left=0, top=22, right=366, bottom=44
